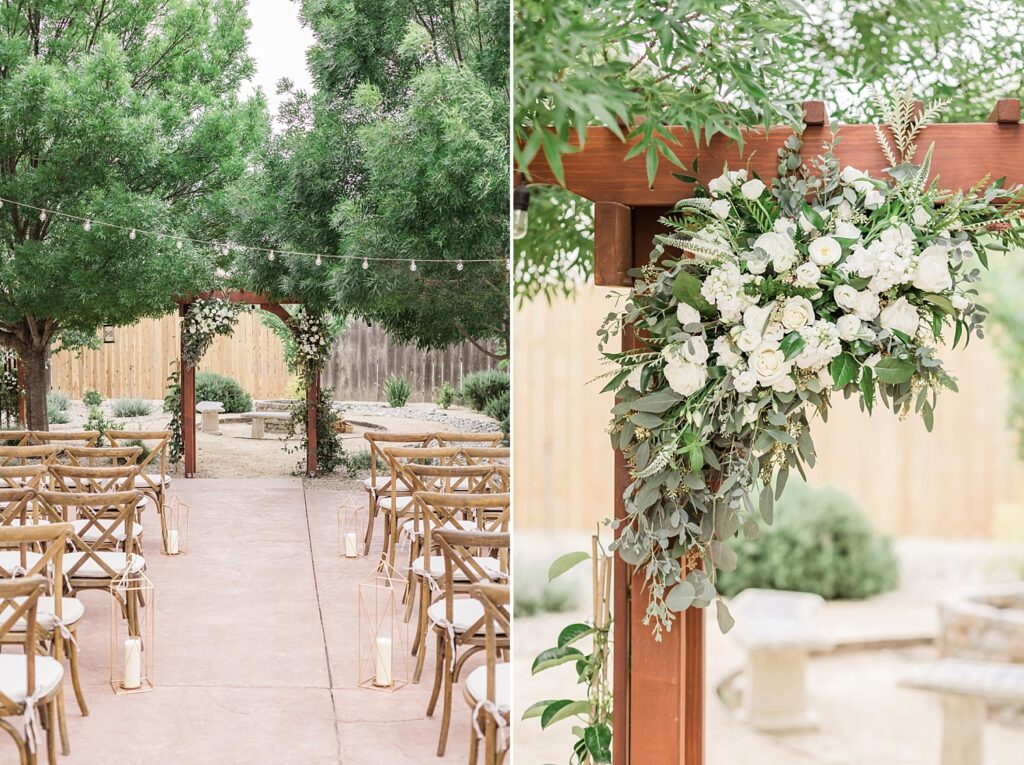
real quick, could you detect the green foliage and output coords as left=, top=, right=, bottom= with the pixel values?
left=459, top=370, right=510, bottom=412
left=260, top=311, right=347, bottom=383
left=432, top=382, right=456, bottom=410
left=717, top=482, right=900, bottom=601
left=514, top=552, right=581, bottom=617
left=285, top=387, right=346, bottom=475
left=82, top=390, right=103, bottom=408
left=85, top=405, right=122, bottom=448
left=339, top=450, right=387, bottom=479
left=112, top=398, right=152, bottom=418
left=483, top=389, right=511, bottom=440
left=163, top=371, right=183, bottom=465
left=47, top=402, right=69, bottom=425
left=46, top=391, right=69, bottom=412
left=381, top=375, right=412, bottom=408
left=0, top=350, right=18, bottom=425
left=194, top=372, right=252, bottom=415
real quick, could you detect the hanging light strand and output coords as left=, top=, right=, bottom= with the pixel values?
left=0, top=195, right=507, bottom=267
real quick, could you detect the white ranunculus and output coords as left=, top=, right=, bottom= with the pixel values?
left=834, top=285, right=859, bottom=311
left=780, top=296, right=814, bottom=331
left=912, top=245, right=953, bottom=292
left=808, top=236, right=842, bottom=267
left=677, top=302, right=701, bottom=327
left=773, top=217, right=797, bottom=237
left=743, top=303, right=774, bottom=335
left=912, top=206, right=931, bottom=228
left=661, top=343, right=686, bottom=367
left=664, top=361, right=707, bottom=397
left=836, top=314, right=862, bottom=341
left=951, top=293, right=969, bottom=311
left=853, top=291, right=881, bottom=321
left=733, top=370, right=757, bottom=393
left=707, top=174, right=733, bottom=197
left=710, top=199, right=731, bottom=219
left=879, top=296, right=920, bottom=336
left=713, top=336, right=742, bottom=368
left=794, top=262, right=822, bottom=287
left=763, top=322, right=785, bottom=342
left=750, top=341, right=792, bottom=387
left=741, top=178, right=766, bottom=199
left=745, top=251, right=768, bottom=275
left=734, top=327, right=761, bottom=353
left=834, top=220, right=861, bottom=240
left=682, top=336, right=710, bottom=364
left=754, top=231, right=797, bottom=272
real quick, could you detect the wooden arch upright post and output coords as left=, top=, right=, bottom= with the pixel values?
left=176, top=290, right=318, bottom=479
left=526, top=98, right=1024, bottom=764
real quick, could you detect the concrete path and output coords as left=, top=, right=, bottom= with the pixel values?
left=50, top=478, right=475, bottom=765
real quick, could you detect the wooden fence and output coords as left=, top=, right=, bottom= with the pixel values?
left=513, top=284, right=1024, bottom=541
left=49, top=312, right=497, bottom=402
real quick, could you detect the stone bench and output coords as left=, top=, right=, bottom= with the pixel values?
left=902, top=658, right=1024, bottom=765
left=728, top=589, right=833, bottom=732
left=196, top=401, right=225, bottom=435
left=246, top=411, right=292, bottom=439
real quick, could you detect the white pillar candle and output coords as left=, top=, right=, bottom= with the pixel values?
left=374, top=636, right=392, bottom=687
left=168, top=530, right=180, bottom=555
left=344, top=532, right=358, bottom=558
left=123, top=637, right=142, bottom=690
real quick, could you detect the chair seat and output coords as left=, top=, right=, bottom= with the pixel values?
left=465, top=662, right=510, bottom=711
left=0, top=655, right=64, bottom=703
left=399, top=519, right=466, bottom=538
left=72, top=518, right=141, bottom=542
left=134, top=474, right=170, bottom=490
left=3, top=596, right=85, bottom=632
left=376, top=494, right=416, bottom=511
left=64, top=551, right=146, bottom=579
left=0, top=551, right=42, bottom=571
left=363, top=476, right=410, bottom=494
left=411, top=555, right=502, bottom=580
left=428, top=598, right=508, bottom=634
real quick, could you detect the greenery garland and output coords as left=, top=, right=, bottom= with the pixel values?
left=600, top=91, right=1024, bottom=638
left=180, top=298, right=248, bottom=368
left=0, top=349, right=20, bottom=427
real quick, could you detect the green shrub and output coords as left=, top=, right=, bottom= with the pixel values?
left=483, top=389, right=510, bottom=440
left=85, top=405, right=123, bottom=447
left=83, top=389, right=103, bottom=407
left=194, top=372, right=252, bottom=414
left=47, top=391, right=70, bottom=412
left=340, top=450, right=387, bottom=478
left=47, top=404, right=70, bottom=425
left=514, top=552, right=581, bottom=617
left=433, top=381, right=456, bottom=409
left=459, top=370, right=509, bottom=411
left=382, top=375, right=412, bottom=408
left=717, top=481, right=900, bottom=600
left=112, top=398, right=151, bottom=418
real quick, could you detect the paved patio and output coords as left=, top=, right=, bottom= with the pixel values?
left=50, top=478, right=474, bottom=764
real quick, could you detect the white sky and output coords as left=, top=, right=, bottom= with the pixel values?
left=242, top=1, right=316, bottom=118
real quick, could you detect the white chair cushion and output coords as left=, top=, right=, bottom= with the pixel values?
left=465, top=662, right=510, bottom=711
left=363, top=476, right=410, bottom=493
left=376, top=494, right=416, bottom=511
left=3, top=596, right=85, bottom=632
left=0, top=551, right=42, bottom=571
left=64, top=551, right=145, bottom=578
left=134, top=474, right=170, bottom=490
left=399, top=519, right=464, bottom=538
left=72, top=518, right=140, bottom=543
left=411, top=555, right=503, bottom=580
left=427, top=598, right=509, bottom=634
left=0, top=654, right=64, bottom=703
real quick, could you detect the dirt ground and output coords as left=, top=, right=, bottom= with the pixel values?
left=50, top=398, right=499, bottom=491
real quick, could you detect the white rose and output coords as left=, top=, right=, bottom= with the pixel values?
left=794, top=262, right=822, bottom=287
left=707, top=174, right=732, bottom=197
left=745, top=252, right=768, bottom=275
left=626, top=366, right=644, bottom=391
left=750, top=341, right=792, bottom=386
left=710, top=199, right=731, bottom=219
left=743, top=303, right=774, bottom=334
left=664, top=361, right=707, bottom=396
left=780, top=296, right=814, bottom=331
left=853, top=291, right=881, bottom=321
left=951, top=293, right=969, bottom=311
left=754, top=231, right=797, bottom=273
left=735, top=327, right=761, bottom=353
left=731, top=169, right=748, bottom=183
left=677, top=302, right=701, bottom=327
left=912, top=245, right=952, bottom=293
left=834, top=285, right=859, bottom=311
left=733, top=370, right=757, bottom=394
left=836, top=315, right=862, bottom=342
left=682, top=336, right=710, bottom=364
left=808, top=236, right=842, bottom=267
left=773, top=217, right=797, bottom=237
left=834, top=220, right=861, bottom=240
left=879, top=296, right=920, bottom=336
left=912, top=207, right=931, bottom=228
left=741, top=178, right=766, bottom=200
left=713, top=336, right=742, bottom=368
left=772, top=375, right=796, bottom=393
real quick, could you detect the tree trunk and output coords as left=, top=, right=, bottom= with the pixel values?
left=21, top=344, right=49, bottom=430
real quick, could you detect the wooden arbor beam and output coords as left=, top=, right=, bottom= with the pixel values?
left=524, top=98, right=1022, bottom=765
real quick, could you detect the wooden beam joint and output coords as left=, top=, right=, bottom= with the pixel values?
left=989, top=98, right=1021, bottom=124
left=594, top=202, right=633, bottom=287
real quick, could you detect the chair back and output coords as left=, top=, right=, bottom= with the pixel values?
left=403, top=463, right=508, bottom=495
left=27, top=430, right=99, bottom=449
left=434, top=529, right=510, bottom=638
left=49, top=464, right=139, bottom=495
left=0, top=465, right=48, bottom=492
left=0, top=522, right=71, bottom=604
left=37, top=490, right=143, bottom=579
left=459, top=446, right=510, bottom=466
left=363, top=432, right=435, bottom=494
left=0, top=576, right=46, bottom=715
left=0, top=490, right=36, bottom=552
left=64, top=446, right=142, bottom=468
left=415, top=492, right=510, bottom=557
left=433, top=431, right=504, bottom=447
left=105, top=431, right=170, bottom=496
left=0, top=445, right=59, bottom=467
left=470, top=582, right=511, bottom=765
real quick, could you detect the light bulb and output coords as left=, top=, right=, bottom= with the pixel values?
left=129, top=229, right=137, bottom=240
left=176, top=239, right=183, bottom=250
left=512, top=182, right=530, bottom=240
left=83, top=219, right=91, bottom=231
left=410, top=260, right=417, bottom=272
left=268, top=250, right=275, bottom=261
left=456, top=259, right=464, bottom=271
left=506, top=259, right=511, bottom=270
left=315, top=254, right=322, bottom=266
left=39, top=211, right=46, bottom=222
left=222, top=245, right=230, bottom=256
left=0, top=199, right=5, bottom=208
left=362, top=258, right=369, bottom=270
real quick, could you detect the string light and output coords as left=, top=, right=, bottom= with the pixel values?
left=315, top=254, right=322, bottom=266
left=39, top=211, right=46, bottom=222
left=83, top=219, right=91, bottom=231
left=129, top=229, right=137, bottom=240
left=176, top=239, right=183, bottom=250
left=268, top=250, right=275, bottom=262
left=410, top=260, right=417, bottom=272
left=362, top=258, right=369, bottom=270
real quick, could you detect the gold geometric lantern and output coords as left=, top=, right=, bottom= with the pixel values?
left=161, top=494, right=189, bottom=556
left=109, top=565, right=155, bottom=694
left=339, top=500, right=367, bottom=559
left=358, top=565, right=409, bottom=692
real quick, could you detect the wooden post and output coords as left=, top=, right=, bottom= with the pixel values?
left=179, top=304, right=197, bottom=479
left=306, top=373, right=319, bottom=478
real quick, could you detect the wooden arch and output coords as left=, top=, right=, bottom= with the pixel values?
left=525, top=98, right=1024, bottom=765
left=175, top=290, right=319, bottom=479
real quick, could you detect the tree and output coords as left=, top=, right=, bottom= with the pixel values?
left=234, top=0, right=509, bottom=359
left=0, top=1, right=267, bottom=428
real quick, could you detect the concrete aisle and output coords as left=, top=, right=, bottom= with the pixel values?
left=54, top=478, right=475, bottom=765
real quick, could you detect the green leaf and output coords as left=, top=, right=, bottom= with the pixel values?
left=830, top=353, right=858, bottom=388
left=522, top=699, right=559, bottom=720
left=532, top=645, right=585, bottom=674
left=780, top=331, right=805, bottom=361
left=666, top=580, right=696, bottom=611
left=548, top=551, right=590, bottom=581
left=542, top=699, right=592, bottom=729
left=716, top=599, right=735, bottom=633
left=759, top=483, right=774, bottom=524
left=873, top=357, right=916, bottom=384
left=558, top=623, right=595, bottom=647
left=632, top=389, right=685, bottom=413
left=859, top=365, right=874, bottom=413
left=922, top=293, right=955, bottom=314
left=672, top=271, right=715, bottom=316
left=584, top=723, right=613, bottom=764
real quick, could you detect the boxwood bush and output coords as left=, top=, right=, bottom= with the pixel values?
left=717, top=481, right=900, bottom=601
left=194, top=372, right=253, bottom=414
left=458, top=370, right=509, bottom=411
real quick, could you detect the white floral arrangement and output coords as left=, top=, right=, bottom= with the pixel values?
left=600, top=92, right=1024, bottom=637
left=290, top=309, right=333, bottom=383
left=181, top=298, right=248, bottom=367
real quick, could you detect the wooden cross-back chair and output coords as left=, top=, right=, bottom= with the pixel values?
left=0, top=575, right=61, bottom=765
left=433, top=432, right=505, bottom=448
left=361, top=432, right=436, bottom=555
left=426, top=529, right=511, bottom=758
left=62, top=446, right=141, bottom=469
left=0, top=490, right=37, bottom=559
left=458, top=447, right=511, bottom=467
left=0, top=466, right=48, bottom=493
left=26, top=432, right=99, bottom=451
left=465, top=583, right=511, bottom=765
left=104, top=431, right=172, bottom=548
left=47, top=466, right=142, bottom=550
left=0, top=523, right=86, bottom=755
left=0, top=446, right=59, bottom=469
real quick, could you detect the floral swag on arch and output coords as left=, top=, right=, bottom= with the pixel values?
left=600, top=92, right=1024, bottom=637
